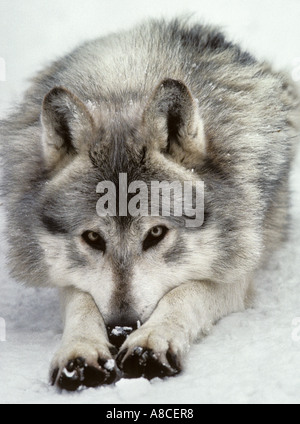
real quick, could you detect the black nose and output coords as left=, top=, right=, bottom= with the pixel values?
left=106, top=320, right=140, bottom=349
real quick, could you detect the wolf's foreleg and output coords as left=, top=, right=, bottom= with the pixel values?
left=50, top=287, right=117, bottom=390
left=117, top=280, right=251, bottom=379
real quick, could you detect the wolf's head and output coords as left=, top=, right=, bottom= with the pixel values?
left=35, top=79, right=258, bottom=332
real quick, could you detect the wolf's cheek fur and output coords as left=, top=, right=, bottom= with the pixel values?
left=40, top=233, right=115, bottom=317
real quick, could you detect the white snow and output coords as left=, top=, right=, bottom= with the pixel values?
left=0, top=0, right=300, bottom=404
left=111, top=327, right=133, bottom=337
left=104, top=360, right=116, bottom=372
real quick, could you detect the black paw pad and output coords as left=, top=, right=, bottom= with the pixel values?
left=52, top=357, right=117, bottom=391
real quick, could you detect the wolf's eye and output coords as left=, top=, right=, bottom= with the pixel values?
left=82, top=231, right=106, bottom=253
left=143, top=226, right=169, bottom=251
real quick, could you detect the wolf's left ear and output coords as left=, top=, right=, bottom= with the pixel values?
left=41, top=87, right=94, bottom=169
left=142, top=79, right=206, bottom=165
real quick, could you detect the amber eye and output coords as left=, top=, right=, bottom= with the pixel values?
left=82, top=231, right=106, bottom=253
left=143, top=226, right=169, bottom=251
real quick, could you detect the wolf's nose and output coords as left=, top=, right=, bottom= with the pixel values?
left=106, top=321, right=139, bottom=349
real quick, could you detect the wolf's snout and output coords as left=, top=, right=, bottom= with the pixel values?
left=106, top=320, right=140, bottom=349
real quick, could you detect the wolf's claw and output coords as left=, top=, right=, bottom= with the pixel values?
left=117, top=347, right=181, bottom=380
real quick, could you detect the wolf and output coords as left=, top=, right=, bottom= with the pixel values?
left=0, top=18, right=299, bottom=391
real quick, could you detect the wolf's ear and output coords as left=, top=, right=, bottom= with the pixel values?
left=142, top=79, right=206, bottom=165
left=41, top=87, right=94, bottom=169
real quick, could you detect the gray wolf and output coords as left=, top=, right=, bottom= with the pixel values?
left=0, top=18, right=299, bottom=391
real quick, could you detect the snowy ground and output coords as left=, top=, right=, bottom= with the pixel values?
left=0, top=0, right=300, bottom=404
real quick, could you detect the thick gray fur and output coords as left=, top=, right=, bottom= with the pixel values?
left=0, top=18, right=299, bottom=388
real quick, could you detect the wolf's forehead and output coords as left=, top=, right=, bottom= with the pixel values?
left=89, top=125, right=144, bottom=175
left=86, top=98, right=144, bottom=139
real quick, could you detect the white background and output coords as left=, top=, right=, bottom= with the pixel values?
left=0, top=0, right=300, bottom=404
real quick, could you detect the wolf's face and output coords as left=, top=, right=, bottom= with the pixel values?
left=36, top=80, right=226, bottom=328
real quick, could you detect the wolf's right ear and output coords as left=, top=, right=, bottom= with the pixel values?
left=41, top=87, right=94, bottom=169
left=142, top=79, right=206, bottom=166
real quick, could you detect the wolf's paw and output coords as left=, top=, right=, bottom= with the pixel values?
left=117, top=347, right=181, bottom=380
left=50, top=343, right=117, bottom=391
left=116, top=326, right=183, bottom=380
